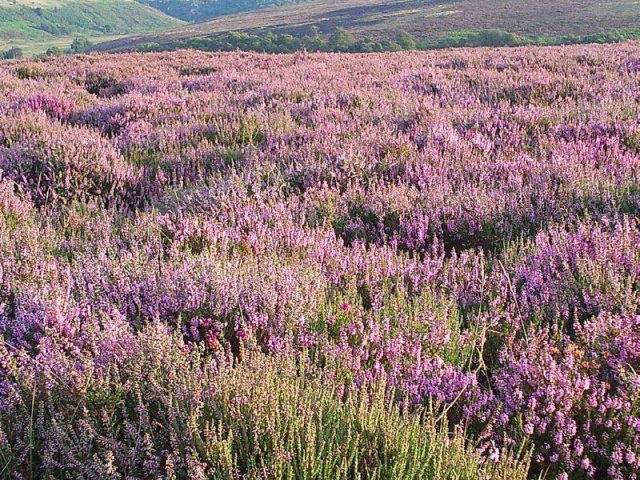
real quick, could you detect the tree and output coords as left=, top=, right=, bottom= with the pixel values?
left=396, top=30, right=416, bottom=50
left=70, top=37, right=92, bottom=53
left=3, top=47, right=24, bottom=59
left=329, top=27, right=354, bottom=52
left=45, top=46, right=63, bottom=57
left=137, top=42, right=161, bottom=53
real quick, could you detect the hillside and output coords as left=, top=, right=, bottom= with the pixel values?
left=0, top=0, right=182, bottom=55
left=136, top=0, right=305, bottom=22
left=95, top=0, right=640, bottom=52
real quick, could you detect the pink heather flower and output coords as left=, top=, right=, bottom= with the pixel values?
left=488, top=447, right=500, bottom=463
left=205, top=331, right=220, bottom=350
left=340, top=302, right=352, bottom=313
left=236, top=329, right=248, bottom=340
left=22, top=92, right=75, bottom=120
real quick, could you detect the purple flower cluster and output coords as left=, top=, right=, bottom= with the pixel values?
left=0, top=44, right=639, bottom=477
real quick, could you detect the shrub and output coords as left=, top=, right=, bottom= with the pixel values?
left=0, top=116, right=142, bottom=208
left=0, top=324, right=531, bottom=479
left=70, top=37, right=93, bottom=53
left=2, top=47, right=24, bottom=60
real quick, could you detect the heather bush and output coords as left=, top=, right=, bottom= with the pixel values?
left=0, top=178, right=32, bottom=226
left=495, top=322, right=640, bottom=479
left=512, top=219, right=640, bottom=329
left=0, top=115, right=142, bottom=208
left=0, top=325, right=530, bottom=479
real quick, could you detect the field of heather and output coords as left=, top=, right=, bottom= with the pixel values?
left=0, top=44, right=639, bottom=479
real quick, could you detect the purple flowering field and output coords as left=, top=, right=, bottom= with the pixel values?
left=0, top=43, right=639, bottom=479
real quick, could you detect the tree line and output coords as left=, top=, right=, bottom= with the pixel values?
left=135, top=27, right=640, bottom=54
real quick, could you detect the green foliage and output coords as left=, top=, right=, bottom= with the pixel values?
left=429, top=29, right=531, bottom=49
left=548, top=27, right=640, bottom=45
left=329, top=27, right=355, bottom=52
left=162, top=28, right=411, bottom=54
left=70, top=37, right=92, bottom=53
left=44, top=46, right=62, bottom=56
left=396, top=30, right=416, bottom=50
left=1, top=47, right=24, bottom=59
left=140, top=25, right=640, bottom=56
left=0, top=325, right=531, bottom=478
left=427, top=28, right=640, bottom=50
left=137, top=41, right=161, bottom=52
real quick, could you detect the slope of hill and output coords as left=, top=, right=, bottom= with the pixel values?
left=136, top=0, right=305, bottom=22
left=95, top=0, right=640, bottom=52
left=0, top=0, right=182, bottom=55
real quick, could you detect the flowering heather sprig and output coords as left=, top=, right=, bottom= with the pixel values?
left=618, top=57, right=640, bottom=75
left=19, top=93, right=76, bottom=121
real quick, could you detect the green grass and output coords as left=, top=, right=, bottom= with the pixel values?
left=0, top=33, right=128, bottom=56
left=0, top=0, right=182, bottom=56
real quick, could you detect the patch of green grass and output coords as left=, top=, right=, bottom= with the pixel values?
left=0, top=33, right=128, bottom=56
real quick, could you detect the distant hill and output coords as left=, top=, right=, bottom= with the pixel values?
left=95, top=0, right=640, bottom=52
left=136, top=0, right=305, bottom=22
left=0, top=0, right=182, bottom=55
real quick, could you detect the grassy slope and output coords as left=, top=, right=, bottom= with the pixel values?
left=94, top=0, right=640, bottom=51
left=0, top=0, right=182, bottom=54
left=137, top=0, right=306, bottom=22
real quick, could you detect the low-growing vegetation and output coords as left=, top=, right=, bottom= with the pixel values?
left=0, top=43, right=639, bottom=479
